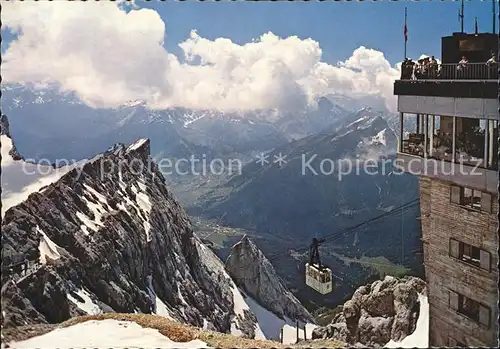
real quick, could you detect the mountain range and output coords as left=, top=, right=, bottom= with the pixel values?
left=2, top=84, right=351, bottom=163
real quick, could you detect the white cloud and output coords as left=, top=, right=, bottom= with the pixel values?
left=2, top=1, right=400, bottom=112
left=418, top=54, right=441, bottom=64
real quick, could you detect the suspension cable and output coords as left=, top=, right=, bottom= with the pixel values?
left=267, top=198, right=420, bottom=262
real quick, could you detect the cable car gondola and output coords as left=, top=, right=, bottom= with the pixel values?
left=305, top=238, right=334, bottom=294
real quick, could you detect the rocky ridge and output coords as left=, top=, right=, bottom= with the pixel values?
left=225, top=235, right=314, bottom=324
left=312, top=275, right=426, bottom=346
left=1, top=115, right=23, bottom=161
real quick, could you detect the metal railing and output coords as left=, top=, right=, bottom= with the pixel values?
left=400, top=62, right=498, bottom=81
left=2, top=259, right=40, bottom=280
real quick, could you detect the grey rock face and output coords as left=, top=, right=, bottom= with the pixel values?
left=1, top=114, right=24, bottom=161
left=0, top=138, right=265, bottom=339
left=312, top=275, right=425, bottom=346
left=1, top=281, right=47, bottom=327
left=225, top=235, right=314, bottom=323
left=236, top=309, right=258, bottom=339
left=1, top=114, right=13, bottom=138
left=357, top=310, right=393, bottom=346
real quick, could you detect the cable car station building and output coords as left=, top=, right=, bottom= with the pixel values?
left=393, top=32, right=499, bottom=347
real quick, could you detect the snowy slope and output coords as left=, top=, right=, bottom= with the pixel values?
left=243, top=294, right=315, bottom=343
left=7, top=319, right=210, bottom=349
left=66, top=289, right=102, bottom=316
left=281, top=323, right=318, bottom=345
left=371, top=128, right=388, bottom=146
left=37, top=226, right=61, bottom=264
left=384, top=293, right=429, bottom=348
left=1, top=134, right=85, bottom=217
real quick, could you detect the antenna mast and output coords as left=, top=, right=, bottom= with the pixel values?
left=459, top=0, right=465, bottom=33
left=493, top=0, right=497, bottom=34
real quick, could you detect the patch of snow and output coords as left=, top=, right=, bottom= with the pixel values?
left=196, top=242, right=258, bottom=337
left=146, top=275, right=157, bottom=312
left=1, top=135, right=82, bottom=218
left=196, top=240, right=291, bottom=341
left=75, top=211, right=101, bottom=234
left=66, top=289, right=101, bottom=315
left=87, top=154, right=104, bottom=164
left=176, top=287, right=187, bottom=317
left=122, top=100, right=144, bottom=108
left=74, top=184, right=112, bottom=235
left=12, top=96, right=23, bottom=107
left=230, top=322, right=244, bottom=337
left=116, top=176, right=153, bottom=243
left=82, top=196, right=105, bottom=223
left=348, top=115, right=371, bottom=128
left=146, top=275, right=176, bottom=321
left=244, top=293, right=304, bottom=341
left=281, top=323, right=317, bottom=345
left=230, top=286, right=267, bottom=340
left=131, top=181, right=152, bottom=242
left=372, top=128, right=387, bottom=146
left=183, top=111, right=208, bottom=127
left=83, top=184, right=108, bottom=205
left=8, top=319, right=210, bottom=348
left=156, top=297, right=176, bottom=321
left=126, top=138, right=148, bottom=152
left=384, top=293, right=429, bottom=348
left=37, top=226, right=61, bottom=264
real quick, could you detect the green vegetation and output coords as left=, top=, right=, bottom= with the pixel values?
left=328, top=252, right=411, bottom=279
left=313, top=305, right=343, bottom=326
left=191, top=216, right=246, bottom=248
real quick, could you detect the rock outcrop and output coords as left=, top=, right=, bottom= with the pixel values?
left=1, top=114, right=24, bottom=160
left=312, top=275, right=426, bottom=346
left=225, top=235, right=314, bottom=323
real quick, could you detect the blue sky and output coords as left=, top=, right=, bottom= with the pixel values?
left=1, top=1, right=495, bottom=65
left=136, top=0, right=497, bottom=65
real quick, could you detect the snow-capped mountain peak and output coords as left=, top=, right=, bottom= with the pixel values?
left=371, top=128, right=388, bottom=146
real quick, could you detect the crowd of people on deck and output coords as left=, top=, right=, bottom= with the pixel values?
left=400, top=52, right=497, bottom=80
left=400, top=56, right=439, bottom=79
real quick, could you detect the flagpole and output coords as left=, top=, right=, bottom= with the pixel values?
left=404, top=7, right=408, bottom=60
left=493, top=0, right=496, bottom=34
